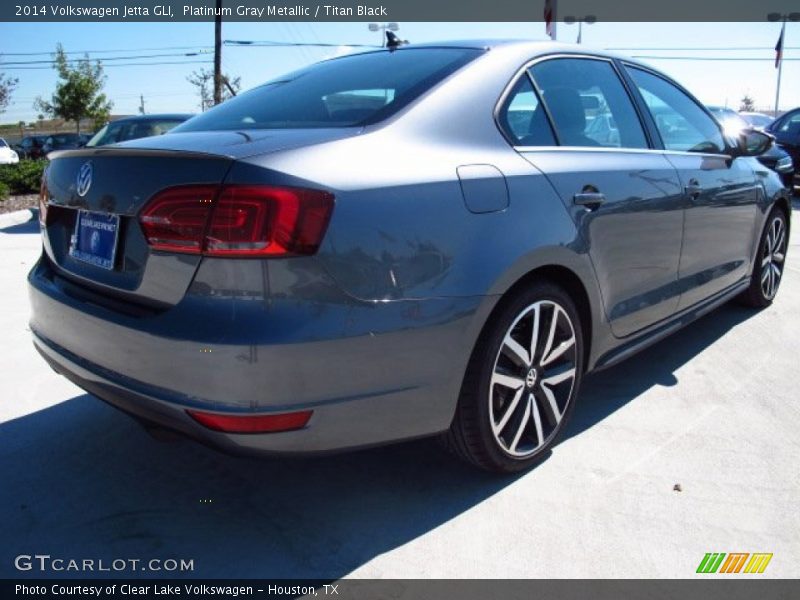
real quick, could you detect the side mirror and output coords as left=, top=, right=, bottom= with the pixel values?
left=733, top=128, right=773, bottom=158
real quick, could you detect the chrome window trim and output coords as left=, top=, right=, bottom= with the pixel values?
left=493, top=52, right=652, bottom=152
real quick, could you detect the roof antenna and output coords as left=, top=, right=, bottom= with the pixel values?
left=386, top=31, right=408, bottom=50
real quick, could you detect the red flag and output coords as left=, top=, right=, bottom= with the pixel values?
left=775, top=25, right=784, bottom=69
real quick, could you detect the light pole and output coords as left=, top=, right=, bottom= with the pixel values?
left=768, top=12, right=800, bottom=115
left=564, top=15, right=596, bottom=44
left=368, top=22, right=399, bottom=47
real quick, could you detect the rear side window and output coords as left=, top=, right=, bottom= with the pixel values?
left=0, top=139, right=6, bottom=148
left=626, top=67, right=725, bottom=154
left=497, top=75, right=556, bottom=146
left=529, top=58, right=648, bottom=149
left=176, top=48, right=482, bottom=131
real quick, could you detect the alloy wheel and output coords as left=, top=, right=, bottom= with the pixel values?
left=489, top=300, right=578, bottom=458
left=761, top=215, right=786, bottom=300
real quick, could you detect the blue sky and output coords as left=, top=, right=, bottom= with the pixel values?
left=1, top=21, right=798, bottom=123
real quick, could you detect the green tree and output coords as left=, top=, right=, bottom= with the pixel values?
left=739, top=94, right=756, bottom=112
left=0, top=69, right=18, bottom=115
left=34, top=44, right=112, bottom=133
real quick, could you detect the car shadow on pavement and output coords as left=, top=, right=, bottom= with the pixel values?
left=0, top=394, right=521, bottom=580
left=0, top=303, right=758, bottom=580
left=566, top=302, right=757, bottom=441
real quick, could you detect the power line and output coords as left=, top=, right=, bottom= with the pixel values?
left=224, top=39, right=379, bottom=48
left=1, top=52, right=209, bottom=66
left=0, top=45, right=213, bottom=56
left=633, top=55, right=800, bottom=61
left=608, top=46, right=800, bottom=51
left=3, top=60, right=213, bottom=71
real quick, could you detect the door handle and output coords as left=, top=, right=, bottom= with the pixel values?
left=685, top=178, right=702, bottom=200
left=573, top=191, right=606, bottom=209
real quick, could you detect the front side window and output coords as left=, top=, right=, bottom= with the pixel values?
left=529, top=58, right=648, bottom=149
left=176, top=48, right=482, bottom=131
left=626, top=66, right=725, bottom=154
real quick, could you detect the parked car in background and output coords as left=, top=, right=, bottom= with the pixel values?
left=86, top=114, right=194, bottom=147
left=42, top=133, right=90, bottom=155
left=707, top=105, right=794, bottom=189
left=0, top=138, right=20, bottom=164
left=767, top=107, right=800, bottom=192
left=740, top=111, right=774, bottom=130
left=30, top=41, right=790, bottom=473
left=13, top=135, right=47, bottom=160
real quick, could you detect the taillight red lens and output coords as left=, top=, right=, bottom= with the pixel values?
left=39, top=172, right=48, bottom=226
left=139, top=185, right=334, bottom=257
left=186, top=409, right=313, bottom=433
left=139, top=185, right=217, bottom=253
left=205, top=186, right=334, bottom=257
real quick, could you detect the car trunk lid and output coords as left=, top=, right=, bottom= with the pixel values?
left=42, top=148, right=232, bottom=309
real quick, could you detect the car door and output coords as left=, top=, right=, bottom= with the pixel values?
left=624, top=65, right=760, bottom=310
left=502, top=56, right=685, bottom=338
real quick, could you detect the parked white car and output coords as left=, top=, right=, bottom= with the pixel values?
left=0, top=138, right=20, bottom=164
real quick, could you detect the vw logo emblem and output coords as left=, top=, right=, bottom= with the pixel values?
left=525, top=368, right=538, bottom=388
left=76, top=162, right=93, bottom=197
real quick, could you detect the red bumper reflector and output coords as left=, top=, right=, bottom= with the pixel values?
left=186, top=409, right=313, bottom=434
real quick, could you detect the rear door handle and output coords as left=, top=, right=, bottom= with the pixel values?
left=685, top=179, right=702, bottom=200
left=573, top=192, right=606, bottom=209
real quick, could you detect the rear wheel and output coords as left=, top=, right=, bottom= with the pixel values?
left=444, top=281, right=584, bottom=473
left=739, top=208, right=788, bottom=308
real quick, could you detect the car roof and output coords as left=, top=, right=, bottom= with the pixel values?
left=342, top=39, right=651, bottom=69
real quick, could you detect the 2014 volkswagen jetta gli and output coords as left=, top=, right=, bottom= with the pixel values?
left=29, top=41, right=791, bottom=472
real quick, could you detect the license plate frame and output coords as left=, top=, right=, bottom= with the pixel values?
left=68, top=210, right=120, bottom=270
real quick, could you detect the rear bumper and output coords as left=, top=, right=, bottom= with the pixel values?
left=28, top=255, right=490, bottom=455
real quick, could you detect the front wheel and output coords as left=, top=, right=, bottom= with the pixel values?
left=739, top=207, right=788, bottom=308
left=444, top=281, right=584, bottom=473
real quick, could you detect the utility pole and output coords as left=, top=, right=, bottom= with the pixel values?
left=139, top=94, right=146, bottom=115
left=213, top=0, right=222, bottom=105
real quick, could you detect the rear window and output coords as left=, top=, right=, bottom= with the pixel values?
left=176, top=48, right=482, bottom=131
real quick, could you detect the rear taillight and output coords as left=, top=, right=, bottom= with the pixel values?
left=39, top=170, right=48, bottom=226
left=139, top=185, right=334, bottom=257
left=139, top=185, right=217, bottom=253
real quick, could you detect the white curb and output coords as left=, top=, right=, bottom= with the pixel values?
left=0, top=208, right=36, bottom=230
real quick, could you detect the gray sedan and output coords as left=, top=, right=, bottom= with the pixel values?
left=29, top=41, right=791, bottom=472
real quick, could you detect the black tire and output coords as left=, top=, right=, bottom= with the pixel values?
left=443, top=280, right=584, bottom=473
left=738, top=207, right=788, bottom=308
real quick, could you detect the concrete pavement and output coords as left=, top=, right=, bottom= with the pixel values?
left=1, top=204, right=798, bottom=579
